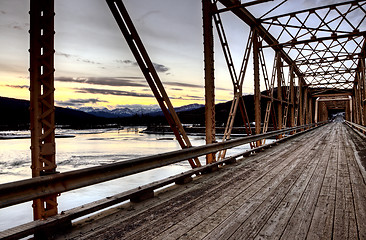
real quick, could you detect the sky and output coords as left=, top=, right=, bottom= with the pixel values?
left=0, top=0, right=347, bottom=109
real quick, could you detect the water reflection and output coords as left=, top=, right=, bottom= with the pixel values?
left=0, top=127, right=254, bottom=231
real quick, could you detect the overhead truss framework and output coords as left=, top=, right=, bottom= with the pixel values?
left=26, top=0, right=365, bottom=222
left=259, top=0, right=366, bottom=90
left=204, top=0, right=366, bottom=149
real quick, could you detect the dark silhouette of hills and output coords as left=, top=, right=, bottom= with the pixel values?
left=0, top=93, right=273, bottom=130
left=0, top=97, right=108, bottom=130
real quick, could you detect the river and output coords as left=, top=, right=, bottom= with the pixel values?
left=0, top=127, right=252, bottom=231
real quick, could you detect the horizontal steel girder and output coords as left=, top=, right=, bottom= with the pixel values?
left=0, top=123, right=324, bottom=209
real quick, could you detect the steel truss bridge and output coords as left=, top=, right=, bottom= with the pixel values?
left=1, top=0, right=366, bottom=239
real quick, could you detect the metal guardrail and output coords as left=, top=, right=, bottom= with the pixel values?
left=0, top=122, right=328, bottom=239
left=344, top=120, right=366, bottom=134
left=0, top=122, right=326, bottom=209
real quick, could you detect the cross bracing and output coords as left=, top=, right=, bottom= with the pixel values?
left=257, top=0, right=366, bottom=89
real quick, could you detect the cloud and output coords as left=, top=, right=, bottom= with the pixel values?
left=136, top=10, right=160, bottom=23
left=55, top=51, right=101, bottom=65
left=75, top=88, right=154, bottom=98
left=164, top=81, right=234, bottom=91
left=116, top=59, right=170, bottom=73
left=56, top=98, right=108, bottom=107
left=55, top=51, right=74, bottom=58
left=56, top=76, right=147, bottom=87
left=6, top=85, right=29, bottom=89
left=171, top=95, right=204, bottom=101
left=0, top=10, right=6, bottom=14
left=153, top=63, right=169, bottom=73
left=4, top=22, right=28, bottom=31
left=77, top=58, right=101, bottom=65
left=164, top=81, right=203, bottom=89
left=115, top=59, right=134, bottom=64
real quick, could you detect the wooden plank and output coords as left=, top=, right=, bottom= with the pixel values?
left=157, top=128, right=326, bottom=239
left=77, top=141, right=294, bottom=240
left=277, top=124, right=335, bottom=240
left=89, top=127, right=323, bottom=240
left=133, top=135, right=311, bottom=240
left=256, top=125, right=336, bottom=240
left=344, top=126, right=366, bottom=240
left=230, top=126, right=333, bottom=239
left=199, top=128, right=328, bottom=240
left=52, top=125, right=339, bottom=240
left=333, top=124, right=358, bottom=240
left=177, top=137, right=320, bottom=240
left=306, top=126, right=338, bottom=240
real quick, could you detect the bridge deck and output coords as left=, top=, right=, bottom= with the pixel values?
left=58, top=122, right=366, bottom=240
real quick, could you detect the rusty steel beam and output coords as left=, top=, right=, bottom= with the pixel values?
left=263, top=31, right=366, bottom=48
left=213, top=5, right=255, bottom=159
left=253, top=28, right=261, bottom=146
left=287, top=53, right=362, bottom=66
left=1, top=121, right=327, bottom=240
left=298, top=78, right=304, bottom=126
left=289, top=69, right=295, bottom=128
left=260, top=0, right=365, bottom=21
left=107, top=0, right=201, bottom=168
left=29, top=0, right=57, bottom=220
left=304, top=68, right=358, bottom=77
left=303, top=87, right=309, bottom=125
left=276, top=52, right=283, bottom=132
left=0, top=122, right=324, bottom=210
left=203, top=0, right=216, bottom=164
left=215, top=0, right=273, bottom=14
left=345, top=120, right=366, bottom=133
left=361, top=58, right=366, bottom=124
left=217, top=0, right=305, bottom=81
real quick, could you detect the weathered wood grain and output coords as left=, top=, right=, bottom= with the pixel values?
left=55, top=123, right=366, bottom=240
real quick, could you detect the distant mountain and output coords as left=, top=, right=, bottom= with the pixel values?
left=0, top=96, right=108, bottom=130
left=0, top=93, right=270, bottom=130
left=79, top=103, right=205, bottom=118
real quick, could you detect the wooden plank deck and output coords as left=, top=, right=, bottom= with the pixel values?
left=57, top=122, right=366, bottom=240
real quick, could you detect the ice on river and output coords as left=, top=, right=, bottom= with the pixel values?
left=0, top=127, right=252, bottom=231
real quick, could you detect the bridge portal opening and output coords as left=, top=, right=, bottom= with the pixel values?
left=314, top=94, right=352, bottom=123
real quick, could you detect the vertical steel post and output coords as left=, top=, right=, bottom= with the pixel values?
left=321, top=102, right=328, bottom=122
left=29, top=0, right=57, bottom=220
left=203, top=0, right=216, bottom=163
left=252, top=28, right=261, bottom=147
left=361, top=58, right=366, bottom=125
left=345, top=98, right=350, bottom=121
left=354, top=85, right=360, bottom=124
left=357, top=83, right=364, bottom=125
left=308, top=97, right=313, bottom=124
left=348, top=96, right=352, bottom=122
left=276, top=53, right=282, bottom=138
left=289, top=69, right=295, bottom=128
left=315, top=98, right=319, bottom=123
left=303, top=87, right=308, bottom=125
left=298, top=78, right=304, bottom=127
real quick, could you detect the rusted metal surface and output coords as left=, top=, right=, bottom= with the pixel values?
left=5, top=0, right=366, bottom=233
left=212, top=3, right=254, bottom=159
left=202, top=0, right=216, bottom=164
left=29, top=0, right=57, bottom=220
left=259, top=0, right=366, bottom=90
left=0, top=123, right=323, bottom=210
left=106, top=0, right=201, bottom=168
left=0, top=123, right=326, bottom=240
left=345, top=120, right=366, bottom=134
left=276, top=52, right=283, bottom=134
left=253, top=28, right=262, bottom=147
